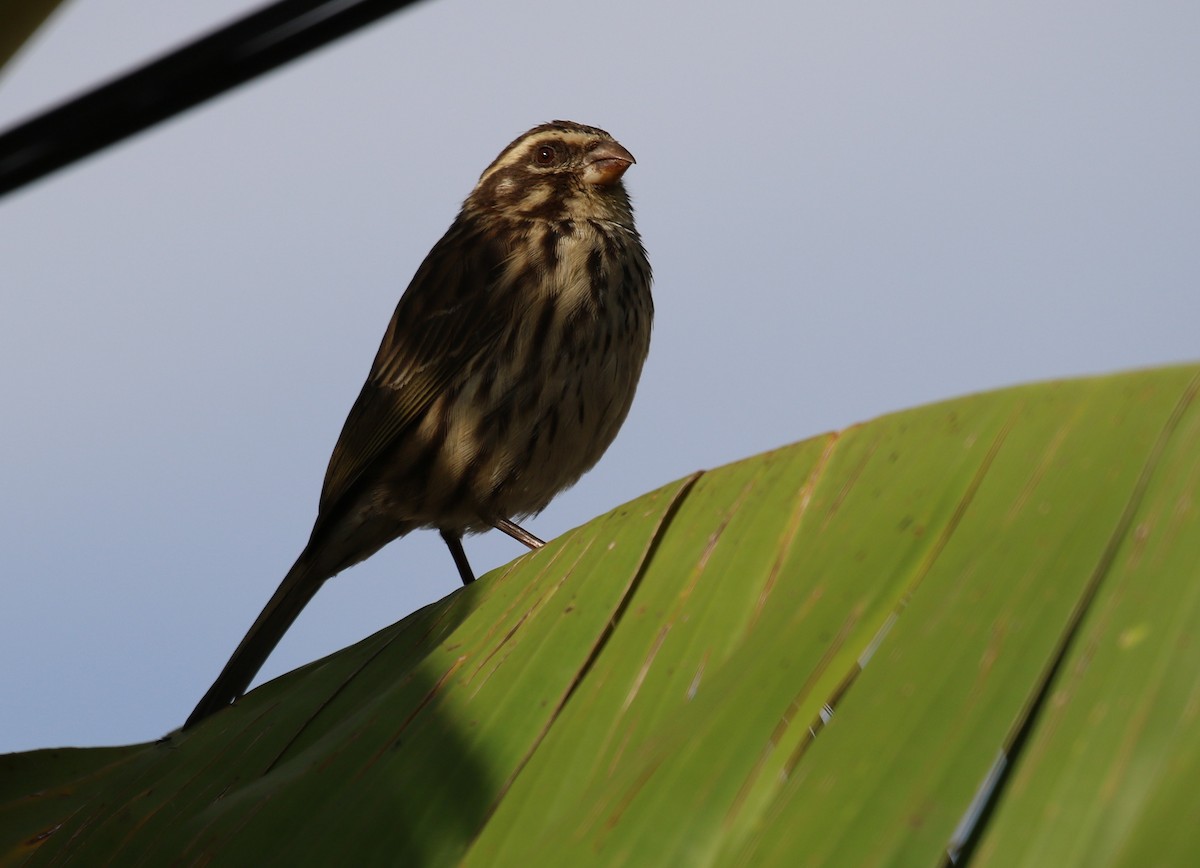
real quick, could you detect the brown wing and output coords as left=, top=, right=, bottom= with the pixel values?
left=314, top=215, right=513, bottom=520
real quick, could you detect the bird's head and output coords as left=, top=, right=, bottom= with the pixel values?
left=469, top=120, right=637, bottom=223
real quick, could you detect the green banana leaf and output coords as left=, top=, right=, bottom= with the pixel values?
left=3, top=363, right=1198, bottom=867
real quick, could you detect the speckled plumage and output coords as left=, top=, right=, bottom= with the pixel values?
left=185, top=121, right=652, bottom=728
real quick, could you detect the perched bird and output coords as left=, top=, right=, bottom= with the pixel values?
left=184, top=120, right=652, bottom=729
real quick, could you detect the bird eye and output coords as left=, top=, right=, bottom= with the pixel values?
left=533, top=144, right=557, bottom=166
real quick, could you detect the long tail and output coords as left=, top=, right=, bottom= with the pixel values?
left=183, top=551, right=327, bottom=729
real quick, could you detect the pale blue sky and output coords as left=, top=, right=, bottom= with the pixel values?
left=2, top=0, right=1197, bottom=753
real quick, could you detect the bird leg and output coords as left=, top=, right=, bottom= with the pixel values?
left=492, top=518, right=545, bottom=549
left=443, top=520, right=545, bottom=587
left=440, top=530, right=476, bottom=585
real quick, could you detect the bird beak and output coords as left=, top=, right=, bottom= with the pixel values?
left=582, top=140, right=636, bottom=186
